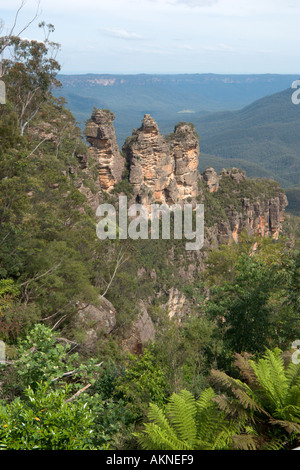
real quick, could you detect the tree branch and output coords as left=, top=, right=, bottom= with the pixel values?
left=0, top=0, right=41, bottom=55
left=20, top=262, right=61, bottom=287
left=65, top=384, right=92, bottom=403
left=101, top=249, right=129, bottom=298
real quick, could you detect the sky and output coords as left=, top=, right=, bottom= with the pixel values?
left=0, top=0, right=299, bottom=74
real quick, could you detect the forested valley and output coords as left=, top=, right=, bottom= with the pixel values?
left=0, top=19, right=300, bottom=452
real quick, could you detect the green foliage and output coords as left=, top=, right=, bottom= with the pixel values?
left=2, top=24, right=61, bottom=135
left=211, top=348, right=300, bottom=450
left=1, top=324, right=99, bottom=395
left=205, top=241, right=300, bottom=360
left=136, top=388, right=240, bottom=450
left=151, top=316, right=217, bottom=395
left=0, top=382, right=94, bottom=450
left=0, top=102, right=21, bottom=153
left=115, top=349, right=168, bottom=418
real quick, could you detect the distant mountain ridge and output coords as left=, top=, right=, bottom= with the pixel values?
left=56, top=73, right=298, bottom=144
left=196, top=88, right=300, bottom=189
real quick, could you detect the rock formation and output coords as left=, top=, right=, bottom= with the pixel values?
left=202, top=167, right=219, bottom=193
left=201, top=169, right=288, bottom=244
left=75, top=296, right=117, bottom=351
left=84, top=109, right=288, bottom=243
left=84, top=109, right=125, bottom=192
left=122, top=115, right=199, bottom=207
left=121, top=302, right=156, bottom=354
left=241, top=193, right=288, bottom=239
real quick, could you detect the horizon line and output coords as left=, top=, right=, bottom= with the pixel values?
left=57, top=71, right=300, bottom=76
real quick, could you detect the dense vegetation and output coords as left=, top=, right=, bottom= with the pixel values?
left=0, top=21, right=299, bottom=451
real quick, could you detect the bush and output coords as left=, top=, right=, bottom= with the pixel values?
left=0, top=382, right=95, bottom=450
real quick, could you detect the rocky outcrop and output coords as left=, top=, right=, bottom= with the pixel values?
left=122, top=302, right=156, bottom=354
left=84, top=109, right=125, bottom=192
left=123, top=114, right=174, bottom=207
left=241, top=193, right=288, bottom=239
left=220, top=168, right=247, bottom=183
left=202, top=167, right=247, bottom=193
left=74, top=296, right=155, bottom=355
left=165, top=287, right=191, bottom=323
left=75, top=296, right=117, bottom=350
left=83, top=109, right=288, bottom=243
left=123, top=116, right=199, bottom=207
left=202, top=167, right=219, bottom=193
left=200, top=168, right=288, bottom=244
left=171, top=122, right=199, bottom=203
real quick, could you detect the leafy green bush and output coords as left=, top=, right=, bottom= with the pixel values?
left=115, top=349, right=168, bottom=419
left=0, top=382, right=95, bottom=450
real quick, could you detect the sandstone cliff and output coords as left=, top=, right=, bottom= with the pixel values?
left=85, top=111, right=199, bottom=206
left=122, top=115, right=199, bottom=207
left=200, top=167, right=288, bottom=243
left=84, top=109, right=288, bottom=243
left=85, top=109, right=125, bottom=192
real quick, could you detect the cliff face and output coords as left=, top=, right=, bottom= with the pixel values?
left=85, top=112, right=199, bottom=206
left=84, top=109, right=288, bottom=242
left=242, top=193, right=288, bottom=240
left=123, top=114, right=175, bottom=207
left=122, top=115, right=199, bottom=207
left=201, top=167, right=288, bottom=243
left=84, top=109, right=125, bottom=192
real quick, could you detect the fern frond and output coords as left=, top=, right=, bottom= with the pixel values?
left=285, top=362, right=300, bottom=389
left=147, top=403, right=175, bottom=437
left=167, top=390, right=197, bottom=444
left=285, top=386, right=300, bottom=410
left=232, top=433, right=259, bottom=450
left=196, top=387, right=216, bottom=412
left=261, top=438, right=285, bottom=450
left=250, top=349, right=288, bottom=410
left=210, top=369, right=251, bottom=394
left=212, top=394, right=250, bottom=423
left=234, top=352, right=258, bottom=387
left=193, top=439, right=216, bottom=450
left=230, top=387, right=265, bottom=415
left=136, top=423, right=192, bottom=450
left=274, top=403, right=300, bottom=422
left=269, top=418, right=300, bottom=434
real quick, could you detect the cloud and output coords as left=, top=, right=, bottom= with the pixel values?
left=149, top=0, right=219, bottom=7
left=171, top=0, right=218, bottom=5
left=102, top=28, right=143, bottom=40
left=200, top=43, right=234, bottom=51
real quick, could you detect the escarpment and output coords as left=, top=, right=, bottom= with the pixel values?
left=200, top=167, right=288, bottom=243
left=84, top=110, right=288, bottom=243
left=78, top=109, right=289, bottom=354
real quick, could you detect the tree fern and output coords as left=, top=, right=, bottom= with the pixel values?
left=250, top=349, right=288, bottom=411
left=136, top=388, right=238, bottom=450
left=211, top=348, right=300, bottom=450
left=285, top=361, right=300, bottom=390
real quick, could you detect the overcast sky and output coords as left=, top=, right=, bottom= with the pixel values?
left=1, top=0, right=299, bottom=74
